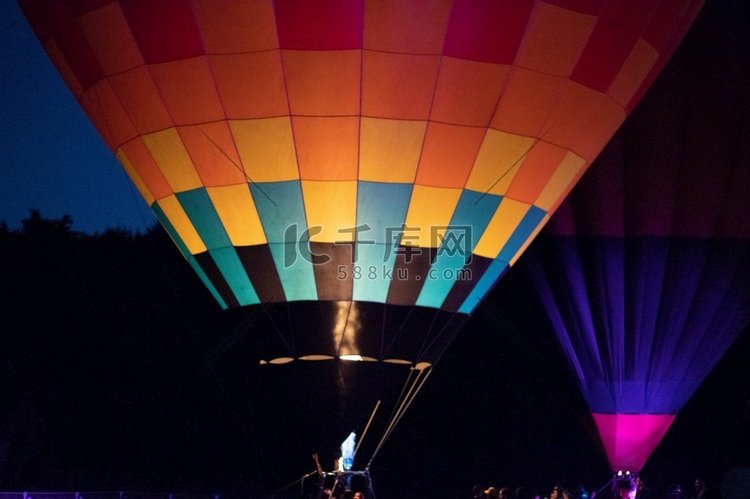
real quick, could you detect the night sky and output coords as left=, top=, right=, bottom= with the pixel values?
left=1, top=0, right=749, bottom=497
left=0, top=0, right=151, bottom=233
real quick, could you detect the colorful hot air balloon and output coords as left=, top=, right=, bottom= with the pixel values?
left=519, top=11, right=750, bottom=471
left=19, top=0, right=702, bottom=365
left=18, top=0, right=702, bottom=472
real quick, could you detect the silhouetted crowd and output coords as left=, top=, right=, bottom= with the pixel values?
left=472, top=476, right=727, bottom=499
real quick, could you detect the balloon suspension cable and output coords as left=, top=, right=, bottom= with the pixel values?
left=377, top=367, right=422, bottom=452
left=366, top=365, right=432, bottom=471
left=355, top=400, right=381, bottom=456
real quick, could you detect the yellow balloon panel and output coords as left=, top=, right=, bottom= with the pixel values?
left=402, top=185, right=462, bottom=248
left=535, top=151, right=587, bottom=211
left=206, top=185, right=266, bottom=247
left=230, top=118, right=300, bottom=183
left=301, top=181, right=358, bottom=243
left=156, top=195, right=206, bottom=254
left=141, top=129, right=202, bottom=193
left=359, top=118, right=425, bottom=183
left=474, top=198, right=532, bottom=259
left=465, top=130, right=534, bottom=196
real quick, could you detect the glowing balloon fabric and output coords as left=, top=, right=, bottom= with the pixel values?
left=524, top=117, right=750, bottom=470
left=21, top=0, right=701, bottom=362
left=592, top=413, right=675, bottom=472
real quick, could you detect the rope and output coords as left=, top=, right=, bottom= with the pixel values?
left=355, top=400, right=381, bottom=456
left=366, top=366, right=432, bottom=470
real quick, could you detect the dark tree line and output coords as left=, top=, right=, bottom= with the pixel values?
left=0, top=211, right=257, bottom=492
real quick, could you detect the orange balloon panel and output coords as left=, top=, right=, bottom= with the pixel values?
left=21, top=0, right=702, bottom=315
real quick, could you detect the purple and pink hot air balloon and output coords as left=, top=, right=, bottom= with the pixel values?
left=522, top=21, right=750, bottom=470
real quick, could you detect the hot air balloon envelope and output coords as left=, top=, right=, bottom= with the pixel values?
left=19, top=0, right=704, bottom=342
left=520, top=42, right=750, bottom=470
